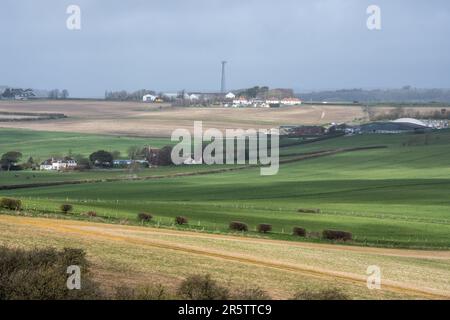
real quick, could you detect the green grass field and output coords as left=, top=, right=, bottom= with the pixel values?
left=1, top=128, right=450, bottom=249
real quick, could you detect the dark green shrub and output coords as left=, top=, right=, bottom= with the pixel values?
left=138, top=213, right=153, bottom=222
left=175, top=216, right=188, bottom=225
left=60, top=204, right=73, bottom=214
left=177, top=274, right=229, bottom=300
left=291, top=288, right=350, bottom=300
left=229, top=221, right=248, bottom=232
left=0, top=198, right=22, bottom=211
left=0, top=246, right=102, bottom=300
left=257, top=224, right=272, bottom=233
left=322, top=230, right=352, bottom=241
left=233, top=287, right=271, bottom=300
left=293, top=227, right=306, bottom=237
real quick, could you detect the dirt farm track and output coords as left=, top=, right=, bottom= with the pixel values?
left=0, top=100, right=367, bottom=136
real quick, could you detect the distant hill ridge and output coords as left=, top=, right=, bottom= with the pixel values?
left=297, top=87, right=450, bottom=103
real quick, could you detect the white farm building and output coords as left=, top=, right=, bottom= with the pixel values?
left=40, top=158, right=78, bottom=171
left=142, top=94, right=157, bottom=102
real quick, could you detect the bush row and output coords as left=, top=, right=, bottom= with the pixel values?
left=229, top=222, right=353, bottom=241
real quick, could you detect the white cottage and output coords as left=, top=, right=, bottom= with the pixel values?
left=40, top=158, right=78, bottom=171
left=142, top=94, right=157, bottom=102
left=225, top=92, right=236, bottom=99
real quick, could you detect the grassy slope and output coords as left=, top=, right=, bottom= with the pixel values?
left=6, top=215, right=446, bottom=300
left=1, top=130, right=450, bottom=249
left=0, top=165, right=241, bottom=187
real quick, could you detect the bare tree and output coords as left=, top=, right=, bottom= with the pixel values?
left=61, top=89, right=69, bottom=99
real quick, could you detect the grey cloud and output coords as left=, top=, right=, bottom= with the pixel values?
left=0, top=0, right=449, bottom=97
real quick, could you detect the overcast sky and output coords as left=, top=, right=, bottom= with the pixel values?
left=1, top=0, right=449, bottom=97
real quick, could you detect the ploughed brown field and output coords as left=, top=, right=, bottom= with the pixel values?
left=0, top=100, right=368, bottom=136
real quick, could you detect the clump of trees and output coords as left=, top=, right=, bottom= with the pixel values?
left=104, top=89, right=156, bottom=101
left=73, top=154, right=91, bottom=170
left=0, top=144, right=177, bottom=172
left=48, top=89, right=69, bottom=100
left=89, top=150, right=113, bottom=168
left=237, top=86, right=269, bottom=99
left=1, top=88, right=35, bottom=99
left=0, top=198, right=22, bottom=211
left=0, top=151, right=22, bottom=171
left=159, top=146, right=174, bottom=166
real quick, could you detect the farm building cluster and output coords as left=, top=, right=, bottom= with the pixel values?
left=280, top=118, right=448, bottom=138
left=37, top=146, right=204, bottom=172
left=226, top=95, right=302, bottom=108
left=39, top=158, right=78, bottom=171
left=142, top=87, right=303, bottom=108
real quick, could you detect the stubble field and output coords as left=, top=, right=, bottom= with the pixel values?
left=1, top=215, right=449, bottom=299
left=0, top=100, right=366, bottom=136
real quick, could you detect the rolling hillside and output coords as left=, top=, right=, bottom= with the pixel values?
left=1, top=129, right=450, bottom=249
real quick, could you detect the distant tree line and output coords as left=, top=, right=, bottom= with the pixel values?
left=1, top=88, right=35, bottom=99
left=233, top=86, right=294, bottom=99
left=299, top=87, right=450, bottom=103
left=368, top=106, right=450, bottom=121
left=235, top=86, right=269, bottom=98
left=48, top=89, right=69, bottom=99
left=0, top=88, right=69, bottom=100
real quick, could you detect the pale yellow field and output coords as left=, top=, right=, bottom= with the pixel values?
left=0, top=100, right=366, bottom=137
left=1, top=215, right=449, bottom=300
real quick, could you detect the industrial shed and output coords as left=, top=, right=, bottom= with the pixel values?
left=359, top=121, right=430, bottom=134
